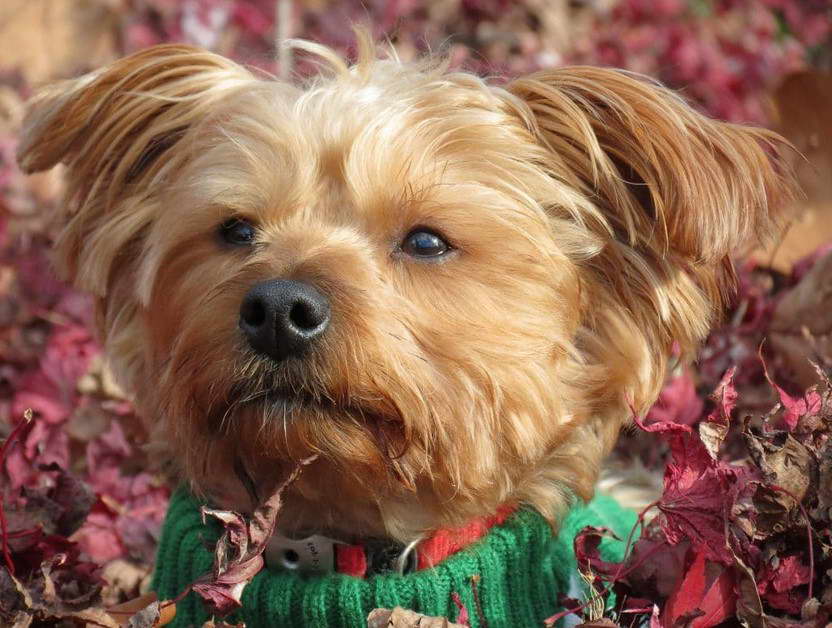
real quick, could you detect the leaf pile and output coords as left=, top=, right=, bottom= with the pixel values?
left=1, top=412, right=111, bottom=626
left=568, top=255, right=832, bottom=626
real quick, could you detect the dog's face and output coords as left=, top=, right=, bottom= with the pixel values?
left=17, top=40, right=792, bottom=540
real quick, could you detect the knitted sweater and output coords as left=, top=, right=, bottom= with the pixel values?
left=152, top=488, right=636, bottom=628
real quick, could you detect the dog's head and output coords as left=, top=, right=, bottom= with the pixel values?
left=17, top=38, right=794, bottom=540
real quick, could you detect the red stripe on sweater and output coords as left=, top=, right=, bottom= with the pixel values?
left=335, top=504, right=516, bottom=577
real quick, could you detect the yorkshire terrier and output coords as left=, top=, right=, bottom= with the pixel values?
left=18, top=33, right=793, bottom=594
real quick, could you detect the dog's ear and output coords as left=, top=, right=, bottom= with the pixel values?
left=16, top=44, right=252, bottom=293
left=507, top=66, right=796, bottom=305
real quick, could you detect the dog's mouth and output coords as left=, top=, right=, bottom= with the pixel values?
left=223, top=381, right=385, bottom=424
left=226, top=383, right=333, bottom=414
left=260, top=386, right=336, bottom=413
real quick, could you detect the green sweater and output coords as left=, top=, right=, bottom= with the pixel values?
left=152, top=488, right=636, bottom=628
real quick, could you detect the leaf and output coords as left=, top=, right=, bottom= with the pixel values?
left=450, top=591, right=469, bottom=626
left=662, top=550, right=736, bottom=628
left=107, top=592, right=175, bottom=627
left=656, top=431, right=737, bottom=565
left=757, top=555, right=812, bottom=614
left=646, top=371, right=704, bottom=428
left=761, top=355, right=822, bottom=431
left=574, top=526, right=624, bottom=580
left=201, top=620, right=246, bottom=628
left=183, top=455, right=318, bottom=617
left=698, top=368, right=736, bottom=460
left=367, top=607, right=466, bottom=628
left=742, top=428, right=815, bottom=537
left=126, top=600, right=161, bottom=627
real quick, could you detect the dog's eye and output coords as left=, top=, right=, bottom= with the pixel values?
left=401, top=229, right=450, bottom=258
left=219, top=218, right=256, bottom=246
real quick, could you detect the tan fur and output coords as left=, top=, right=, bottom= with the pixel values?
left=17, top=36, right=795, bottom=543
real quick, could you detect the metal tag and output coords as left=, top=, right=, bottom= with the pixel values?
left=264, top=533, right=338, bottom=575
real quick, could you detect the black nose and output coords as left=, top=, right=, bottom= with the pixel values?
left=239, top=279, right=330, bottom=361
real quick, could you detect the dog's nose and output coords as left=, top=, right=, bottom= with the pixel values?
left=239, top=279, right=330, bottom=361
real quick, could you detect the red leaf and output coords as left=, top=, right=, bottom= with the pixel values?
left=761, top=356, right=821, bottom=431
left=636, top=371, right=749, bottom=566
left=663, top=551, right=736, bottom=628
left=657, top=432, right=736, bottom=564
left=646, top=371, right=704, bottom=428
left=451, top=591, right=470, bottom=626
left=757, top=555, right=812, bottom=614
left=574, top=526, right=624, bottom=580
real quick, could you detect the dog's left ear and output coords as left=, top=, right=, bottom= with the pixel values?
left=504, top=66, right=800, bottom=436
left=506, top=66, right=797, bottom=303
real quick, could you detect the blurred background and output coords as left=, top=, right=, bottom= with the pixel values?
left=0, top=0, right=831, bottom=621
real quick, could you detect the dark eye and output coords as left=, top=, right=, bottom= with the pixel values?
left=219, top=218, right=256, bottom=246
left=401, top=229, right=451, bottom=258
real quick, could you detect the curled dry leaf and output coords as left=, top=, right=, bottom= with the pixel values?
left=182, top=455, right=319, bottom=617
left=698, top=367, right=737, bottom=460
left=367, top=606, right=467, bottom=628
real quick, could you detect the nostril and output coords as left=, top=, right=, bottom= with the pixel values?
left=289, top=301, right=319, bottom=331
left=241, top=298, right=266, bottom=327
left=240, top=279, right=330, bottom=360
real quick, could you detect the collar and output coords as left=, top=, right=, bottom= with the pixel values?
left=264, top=504, right=516, bottom=578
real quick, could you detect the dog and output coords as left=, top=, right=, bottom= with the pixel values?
left=17, top=32, right=793, bottom=593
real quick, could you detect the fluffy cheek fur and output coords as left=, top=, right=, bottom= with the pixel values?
left=16, top=42, right=794, bottom=542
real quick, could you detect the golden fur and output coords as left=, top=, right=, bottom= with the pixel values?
left=17, top=36, right=795, bottom=542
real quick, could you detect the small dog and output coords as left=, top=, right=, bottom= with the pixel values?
left=18, top=35, right=793, bottom=553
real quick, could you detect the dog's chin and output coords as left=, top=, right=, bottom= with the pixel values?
left=214, top=378, right=395, bottom=441
left=196, top=380, right=406, bottom=536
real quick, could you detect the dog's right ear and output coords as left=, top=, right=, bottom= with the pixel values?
left=16, top=44, right=253, bottom=293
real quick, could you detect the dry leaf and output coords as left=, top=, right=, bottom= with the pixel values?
left=368, top=607, right=466, bottom=628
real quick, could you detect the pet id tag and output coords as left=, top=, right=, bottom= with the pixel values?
left=264, top=533, right=338, bottom=575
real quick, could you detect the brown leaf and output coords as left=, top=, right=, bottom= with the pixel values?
left=698, top=367, right=737, bottom=460
left=66, top=607, right=120, bottom=627
left=9, top=611, right=32, bottom=628
left=107, top=592, right=175, bottom=627
left=100, top=559, right=151, bottom=607
left=815, top=445, right=832, bottom=519
left=745, top=429, right=816, bottom=514
left=730, top=550, right=765, bottom=628
left=367, top=607, right=466, bottom=628
left=186, top=455, right=318, bottom=616
left=126, top=600, right=161, bottom=628
left=770, top=251, right=832, bottom=389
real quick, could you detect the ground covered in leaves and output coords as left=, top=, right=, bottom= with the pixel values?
left=1, top=1, right=831, bottom=626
